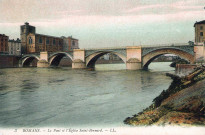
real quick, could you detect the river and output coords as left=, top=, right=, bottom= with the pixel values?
left=0, top=62, right=174, bottom=128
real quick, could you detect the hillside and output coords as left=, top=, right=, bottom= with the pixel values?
left=124, top=66, right=205, bottom=126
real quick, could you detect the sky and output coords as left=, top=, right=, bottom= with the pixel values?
left=0, top=0, right=204, bottom=48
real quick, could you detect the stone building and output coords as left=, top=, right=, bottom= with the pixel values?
left=194, top=20, right=205, bottom=44
left=194, top=20, right=205, bottom=62
left=0, top=34, right=9, bottom=54
left=26, top=33, right=63, bottom=53
left=8, top=38, right=21, bottom=56
left=20, top=22, right=78, bottom=54
left=20, top=22, right=36, bottom=54
left=62, top=36, right=79, bottom=52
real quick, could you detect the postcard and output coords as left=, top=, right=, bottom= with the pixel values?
left=0, top=0, right=205, bottom=135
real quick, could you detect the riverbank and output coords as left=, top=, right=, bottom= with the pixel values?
left=124, top=66, right=205, bottom=126
left=0, top=55, right=20, bottom=68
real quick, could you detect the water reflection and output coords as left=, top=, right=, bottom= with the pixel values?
left=0, top=62, right=174, bottom=127
left=21, top=80, right=39, bottom=91
left=0, top=85, right=9, bottom=91
left=0, top=74, right=9, bottom=91
left=48, top=79, right=65, bottom=84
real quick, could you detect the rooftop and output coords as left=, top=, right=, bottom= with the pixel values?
left=35, top=33, right=63, bottom=39
left=8, top=38, right=21, bottom=43
left=61, top=36, right=78, bottom=40
left=194, top=20, right=205, bottom=27
left=33, top=33, right=78, bottom=40
left=20, top=22, right=35, bottom=28
left=0, top=34, right=8, bottom=37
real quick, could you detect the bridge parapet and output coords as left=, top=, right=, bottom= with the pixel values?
left=48, top=51, right=73, bottom=58
left=85, top=48, right=127, bottom=57
left=21, top=53, right=40, bottom=59
left=142, top=45, right=194, bottom=56
left=84, top=46, right=127, bottom=50
left=141, top=43, right=190, bottom=47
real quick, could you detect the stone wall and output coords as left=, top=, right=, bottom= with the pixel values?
left=0, top=55, right=20, bottom=68
left=194, top=45, right=205, bottom=62
left=175, top=64, right=197, bottom=76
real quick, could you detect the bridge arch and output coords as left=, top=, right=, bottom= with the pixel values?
left=21, top=55, right=40, bottom=67
left=142, top=48, right=195, bottom=69
left=85, top=51, right=126, bottom=68
left=49, top=52, right=73, bottom=66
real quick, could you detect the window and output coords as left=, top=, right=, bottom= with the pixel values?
left=200, top=26, right=203, bottom=30
left=21, top=28, right=24, bottom=33
left=53, top=39, right=56, bottom=45
left=29, top=37, right=33, bottom=44
left=59, top=41, right=62, bottom=45
left=39, top=36, right=42, bottom=44
left=72, top=41, right=75, bottom=46
left=46, top=38, right=49, bottom=44
left=29, top=28, right=33, bottom=33
left=200, top=32, right=203, bottom=36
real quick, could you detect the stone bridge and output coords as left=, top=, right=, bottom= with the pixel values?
left=20, top=51, right=73, bottom=67
left=20, top=43, right=195, bottom=70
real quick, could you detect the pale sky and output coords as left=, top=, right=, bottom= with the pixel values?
left=0, top=0, right=204, bottom=48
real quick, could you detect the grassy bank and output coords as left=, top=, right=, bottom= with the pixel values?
left=124, top=66, right=205, bottom=126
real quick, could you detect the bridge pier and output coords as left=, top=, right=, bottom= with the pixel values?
left=126, top=46, right=142, bottom=70
left=126, top=59, right=142, bottom=70
left=72, top=60, right=86, bottom=69
left=72, top=49, right=86, bottom=69
left=37, top=52, right=49, bottom=67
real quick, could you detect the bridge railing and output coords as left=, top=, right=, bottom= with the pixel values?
left=141, top=43, right=191, bottom=48
left=22, top=53, right=40, bottom=56
left=84, top=46, right=127, bottom=50
left=84, top=43, right=192, bottom=50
